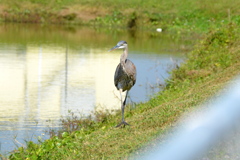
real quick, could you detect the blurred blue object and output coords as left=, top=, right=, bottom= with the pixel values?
left=138, top=76, right=240, bottom=160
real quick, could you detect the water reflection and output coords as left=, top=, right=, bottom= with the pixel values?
left=0, top=23, right=194, bottom=154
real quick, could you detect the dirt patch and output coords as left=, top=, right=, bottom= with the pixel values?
left=0, top=4, right=7, bottom=13
left=58, top=5, right=108, bottom=21
left=0, top=3, right=109, bottom=24
left=187, top=69, right=212, bottom=79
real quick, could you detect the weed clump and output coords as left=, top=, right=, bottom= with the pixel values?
left=46, top=109, right=113, bottom=138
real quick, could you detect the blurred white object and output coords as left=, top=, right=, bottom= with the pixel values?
left=156, top=28, right=162, bottom=32
left=138, top=76, right=240, bottom=160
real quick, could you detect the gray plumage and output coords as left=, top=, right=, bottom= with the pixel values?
left=114, top=59, right=136, bottom=91
left=109, top=40, right=137, bottom=127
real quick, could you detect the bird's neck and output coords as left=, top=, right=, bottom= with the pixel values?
left=120, top=47, right=128, bottom=65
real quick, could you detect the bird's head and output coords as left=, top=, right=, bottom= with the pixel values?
left=109, top=41, right=128, bottom=51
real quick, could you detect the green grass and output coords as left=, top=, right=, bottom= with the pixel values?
left=0, top=0, right=239, bottom=32
left=7, top=23, right=240, bottom=159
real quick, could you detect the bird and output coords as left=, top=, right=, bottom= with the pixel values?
left=109, top=40, right=137, bottom=127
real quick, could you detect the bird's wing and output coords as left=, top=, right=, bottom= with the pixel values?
left=114, top=63, right=123, bottom=88
left=125, top=59, right=137, bottom=85
left=114, top=60, right=137, bottom=90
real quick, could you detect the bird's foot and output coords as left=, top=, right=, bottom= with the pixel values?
left=115, top=121, right=130, bottom=128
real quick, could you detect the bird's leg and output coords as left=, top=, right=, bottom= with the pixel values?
left=123, top=90, right=128, bottom=106
left=116, top=90, right=130, bottom=127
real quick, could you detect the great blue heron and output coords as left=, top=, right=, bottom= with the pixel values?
left=109, top=40, right=137, bottom=127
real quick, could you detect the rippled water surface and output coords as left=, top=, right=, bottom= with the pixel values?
left=0, top=23, right=194, bottom=154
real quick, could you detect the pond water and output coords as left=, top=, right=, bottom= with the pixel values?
left=0, top=23, right=194, bottom=154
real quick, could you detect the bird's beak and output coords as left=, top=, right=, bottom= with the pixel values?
left=108, top=45, right=119, bottom=52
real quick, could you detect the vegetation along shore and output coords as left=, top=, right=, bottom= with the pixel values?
left=0, top=0, right=239, bottom=159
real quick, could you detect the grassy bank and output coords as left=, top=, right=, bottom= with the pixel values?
left=0, top=0, right=239, bottom=32
left=7, top=23, right=240, bottom=159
